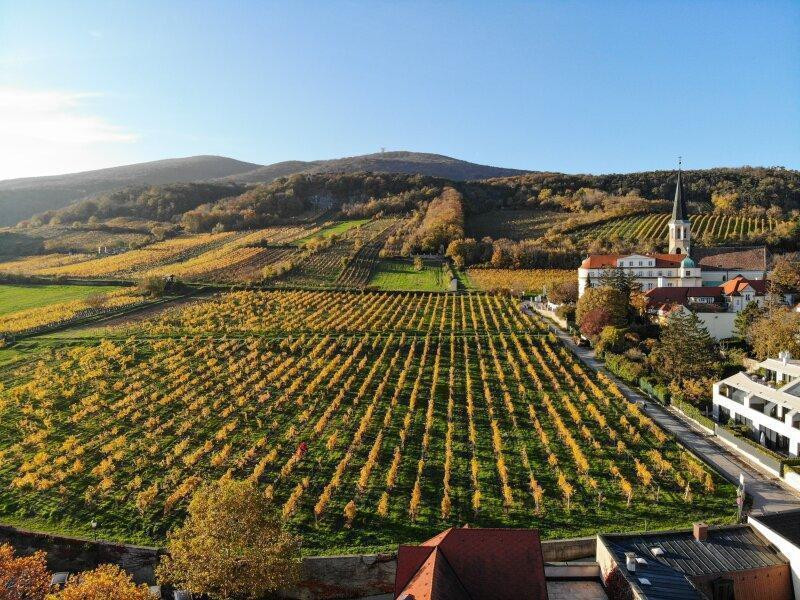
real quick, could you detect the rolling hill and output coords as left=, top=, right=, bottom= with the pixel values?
left=224, top=151, right=529, bottom=183
left=0, top=152, right=529, bottom=226
left=0, top=156, right=261, bottom=226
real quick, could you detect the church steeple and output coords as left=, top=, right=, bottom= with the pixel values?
left=672, top=168, right=689, bottom=221
left=668, top=159, right=691, bottom=255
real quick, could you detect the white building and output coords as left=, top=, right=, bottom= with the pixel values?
left=578, top=169, right=769, bottom=298
left=712, top=352, right=800, bottom=456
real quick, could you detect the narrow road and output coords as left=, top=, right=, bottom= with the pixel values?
left=531, top=305, right=800, bottom=515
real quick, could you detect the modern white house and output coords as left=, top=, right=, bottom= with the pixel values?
left=712, top=352, right=800, bottom=456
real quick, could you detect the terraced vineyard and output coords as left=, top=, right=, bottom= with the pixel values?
left=573, top=213, right=781, bottom=243
left=0, top=290, right=735, bottom=551
left=278, top=218, right=399, bottom=289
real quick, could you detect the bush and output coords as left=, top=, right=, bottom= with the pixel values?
left=639, top=377, right=669, bottom=403
left=604, top=352, right=644, bottom=383
left=556, top=303, right=576, bottom=323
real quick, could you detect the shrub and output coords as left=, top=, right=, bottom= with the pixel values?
left=604, top=352, right=644, bottom=383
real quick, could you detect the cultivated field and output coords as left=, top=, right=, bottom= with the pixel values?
left=0, top=290, right=735, bottom=552
left=466, top=209, right=569, bottom=241
left=467, top=269, right=574, bottom=293
left=0, top=284, right=144, bottom=336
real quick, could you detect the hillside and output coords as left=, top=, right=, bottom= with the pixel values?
left=225, top=151, right=529, bottom=183
left=0, top=152, right=528, bottom=227
left=0, top=156, right=261, bottom=226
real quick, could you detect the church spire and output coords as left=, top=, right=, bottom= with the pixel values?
left=671, top=159, right=689, bottom=222
left=668, top=158, right=691, bottom=254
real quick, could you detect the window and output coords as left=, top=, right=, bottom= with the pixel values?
left=685, top=270, right=691, bottom=277
left=638, top=261, right=643, bottom=266
left=658, top=271, right=663, bottom=277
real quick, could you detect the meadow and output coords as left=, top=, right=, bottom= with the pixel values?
left=368, top=260, right=449, bottom=292
left=0, top=290, right=736, bottom=553
left=0, top=284, right=145, bottom=337
left=0, top=284, right=124, bottom=315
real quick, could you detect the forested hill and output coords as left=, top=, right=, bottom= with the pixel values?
left=471, top=167, right=800, bottom=212
left=0, top=151, right=528, bottom=226
left=0, top=156, right=261, bottom=226
left=222, top=151, right=529, bottom=184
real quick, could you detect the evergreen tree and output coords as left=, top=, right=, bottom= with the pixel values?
left=650, top=309, right=720, bottom=383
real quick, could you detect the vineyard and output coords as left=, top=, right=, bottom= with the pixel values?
left=467, top=269, right=574, bottom=293
left=0, top=290, right=735, bottom=551
left=573, top=212, right=782, bottom=243
left=0, top=286, right=146, bottom=336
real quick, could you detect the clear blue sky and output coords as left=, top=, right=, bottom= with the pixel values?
left=0, top=0, right=798, bottom=179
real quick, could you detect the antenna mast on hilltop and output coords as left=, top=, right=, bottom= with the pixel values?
left=381, top=147, right=385, bottom=154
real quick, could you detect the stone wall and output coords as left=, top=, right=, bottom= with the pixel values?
left=0, top=525, right=596, bottom=599
left=0, top=525, right=162, bottom=584
left=278, top=553, right=397, bottom=600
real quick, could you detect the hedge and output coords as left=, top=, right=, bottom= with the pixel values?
left=673, top=399, right=715, bottom=431
left=639, top=376, right=670, bottom=403
left=603, top=352, right=644, bottom=384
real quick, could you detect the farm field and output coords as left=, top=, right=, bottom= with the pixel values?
left=0, top=284, right=124, bottom=315
left=0, top=285, right=146, bottom=337
left=466, top=209, right=568, bottom=241
left=368, top=260, right=449, bottom=292
left=293, top=219, right=368, bottom=245
left=573, top=212, right=782, bottom=243
left=0, top=290, right=735, bottom=552
left=467, top=269, right=574, bottom=293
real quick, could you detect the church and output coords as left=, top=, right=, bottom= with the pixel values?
left=578, top=169, right=770, bottom=298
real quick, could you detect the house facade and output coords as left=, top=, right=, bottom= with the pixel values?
left=712, top=353, right=800, bottom=456
left=578, top=169, right=769, bottom=298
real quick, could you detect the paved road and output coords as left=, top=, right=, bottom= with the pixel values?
left=535, top=308, right=800, bottom=516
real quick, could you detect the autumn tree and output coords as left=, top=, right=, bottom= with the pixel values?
left=445, top=238, right=480, bottom=268
left=157, top=479, right=300, bottom=600
left=548, top=280, right=579, bottom=305
left=747, top=307, right=800, bottom=360
left=768, top=254, right=800, bottom=296
left=0, top=543, right=50, bottom=600
left=48, top=564, right=152, bottom=600
left=575, top=286, right=629, bottom=334
left=580, top=308, right=614, bottom=339
left=649, top=309, right=719, bottom=384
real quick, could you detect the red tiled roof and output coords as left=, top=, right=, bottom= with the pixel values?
left=395, top=528, right=548, bottom=600
left=645, top=286, right=723, bottom=303
left=721, top=275, right=767, bottom=296
left=581, top=252, right=686, bottom=269
left=581, top=254, right=620, bottom=269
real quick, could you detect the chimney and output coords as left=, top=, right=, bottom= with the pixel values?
left=625, top=552, right=637, bottom=572
left=693, top=522, right=708, bottom=542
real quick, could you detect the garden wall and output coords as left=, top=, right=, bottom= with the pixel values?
left=0, top=525, right=162, bottom=584
left=714, top=424, right=782, bottom=476
left=0, top=524, right=598, bottom=599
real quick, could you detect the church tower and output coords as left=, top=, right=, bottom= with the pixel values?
left=668, top=166, right=691, bottom=255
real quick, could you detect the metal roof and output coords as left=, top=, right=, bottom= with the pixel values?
left=600, top=525, right=787, bottom=600
left=752, top=509, right=800, bottom=548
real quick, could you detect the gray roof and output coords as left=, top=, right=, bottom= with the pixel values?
left=752, top=508, right=800, bottom=547
left=672, top=169, right=689, bottom=222
left=600, top=525, right=787, bottom=600
left=692, top=245, right=769, bottom=272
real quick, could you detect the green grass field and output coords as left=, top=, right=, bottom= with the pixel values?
left=368, top=260, right=448, bottom=291
left=0, top=284, right=124, bottom=316
left=294, top=220, right=369, bottom=245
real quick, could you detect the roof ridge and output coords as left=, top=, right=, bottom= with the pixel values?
left=434, top=546, right=474, bottom=600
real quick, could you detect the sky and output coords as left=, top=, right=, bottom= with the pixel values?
left=0, top=1, right=798, bottom=180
